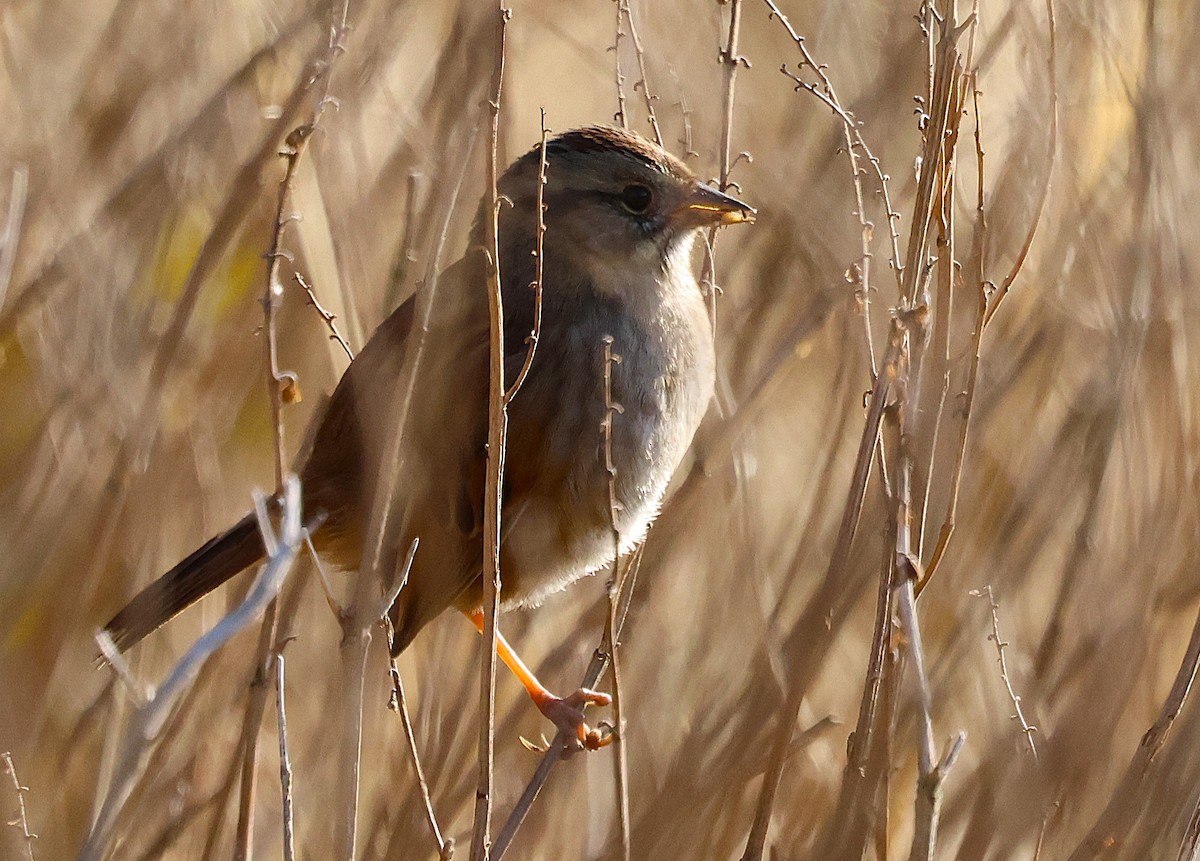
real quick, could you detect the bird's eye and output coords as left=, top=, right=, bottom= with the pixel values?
left=620, top=183, right=653, bottom=214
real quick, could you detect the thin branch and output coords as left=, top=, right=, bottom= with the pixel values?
left=470, top=8, right=512, bottom=860
left=766, top=0, right=905, bottom=514
left=2, top=752, right=36, bottom=861
left=765, top=0, right=904, bottom=294
left=385, top=170, right=423, bottom=311
left=816, top=478, right=897, bottom=858
left=920, top=75, right=988, bottom=589
left=344, top=105, right=484, bottom=861
left=80, top=478, right=305, bottom=861
left=493, top=544, right=645, bottom=860
left=601, top=335, right=630, bottom=861
left=262, top=127, right=306, bottom=490
left=237, top=10, right=351, bottom=856
left=667, top=65, right=700, bottom=158
left=68, top=39, right=326, bottom=700
left=740, top=326, right=902, bottom=861
left=378, top=539, right=448, bottom=860
left=972, top=586, right=1038, bottom=758
left=295, top=272, right=355, bottom=361
left=698, top=0, right=746, bottom=319
left=386, top=620, right=454, bottom=861
left=504, top=108, right=548, bottom=405
left=275, top=657, right=296, bottom=861
left=892, top=8, right=969, bottom=856
left=621, top=0, right=663, bottom=146
left=612, top=0, right=628, bottom=128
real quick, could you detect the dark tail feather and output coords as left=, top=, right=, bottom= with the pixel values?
left=103, top=513, right=266, bottom=652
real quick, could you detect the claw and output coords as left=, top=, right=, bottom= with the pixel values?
left=534, top=687, right=613, bottom=751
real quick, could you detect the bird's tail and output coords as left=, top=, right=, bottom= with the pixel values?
left=103, top=513, right=265, bottom=653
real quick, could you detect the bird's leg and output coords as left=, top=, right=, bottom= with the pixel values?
left=465, top=609, right=613, bottom=750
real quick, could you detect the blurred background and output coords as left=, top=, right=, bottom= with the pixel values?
left=2, top=0, right=1198, bottom=858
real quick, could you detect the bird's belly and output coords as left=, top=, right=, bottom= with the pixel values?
left=501, top=370, right=707, bottom=607
left=499, top=478, right=663, bottom=609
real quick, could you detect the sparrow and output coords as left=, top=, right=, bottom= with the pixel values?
left=103, top=125, right=755, bottom=747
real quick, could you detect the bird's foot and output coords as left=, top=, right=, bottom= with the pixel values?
left=533, top=688, right=613, bottom=751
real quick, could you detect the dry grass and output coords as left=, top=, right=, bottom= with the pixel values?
left=2, top=0, right=1199, bottom=858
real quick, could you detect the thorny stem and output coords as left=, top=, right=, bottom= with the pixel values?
left=2, top=752, right=36, bottom=861
left=239, top=10, right=351, bottom=858
left=621, top=0, right=663, bottom=146
left=973, top=586, right=1038, bottom=758
left=765, top=0, right=904, bottom=295
left=82, top=479, right=305, bottom=861
left=470, top=8, right=511, bottom=861
left=275, top=657, right=295, bottom=861
left=294, top=272, right=354, bottom=361
left=920, top=76, right=987, bottom=589
left=601, top=335, right=630, bottom=861
left=741, top=330, right=901, bottom=861
left=493, top=545, right=646, bottom=860
left=612, top=1, right=628, bottom=128
left=386, top=619, right=454, bottom=860
left=698, top=0, right=745, bottom=320
left=504, top=109, right=548, bottom=405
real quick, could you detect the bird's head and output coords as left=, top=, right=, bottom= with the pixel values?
left=494, top=126, right=755, bottom=277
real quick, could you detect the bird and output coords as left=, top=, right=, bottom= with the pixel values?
left=103, top=125, right=755, bottom=748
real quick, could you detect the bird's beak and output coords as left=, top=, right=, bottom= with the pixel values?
left=675, top=182, right=757, bottom=227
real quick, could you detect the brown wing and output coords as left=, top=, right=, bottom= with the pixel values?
left=299, top=251, right=494, bottom=654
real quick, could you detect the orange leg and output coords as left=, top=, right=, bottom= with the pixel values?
left=466, top=609, right=612, bottom=749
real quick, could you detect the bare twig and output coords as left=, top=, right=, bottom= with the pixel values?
left=667, top=65, right=699, bottom=158
left=766, top=0, right=905, bottom=294
left=66, top=39, right=327, bottom=700
left=494, top=630, right=622, bottom=857
left=621, top=0, right=663, bottom=146
left=891, top=8, right=970, bottom=856
left=80, top=477, right=305, bottom=861
left=275, top=657, right=295, bottom=861
left=493, top=543, right=646, bottom=860
left=741, top=328, right=902, bottom=861
left=386, top=620, right=454, bottom=861
left=698, top=0, right=746, bottom=318
left=343, top=102, right=484, bottom=861
left=377, top=539, right=449, bottom=859
left=612, top=0, right=628, bottom=129
left=470, top=8, right=512, bottom=860
left=600, top=335, right=630, bottom=861
left=385, top=170, right=423, bottom=311
left=504, top=108, right=548, bottom=405
left=816, top=480, right=897, bottom=858
left=897, top=566, right=965, bottom=861
left=2, top=752, right=36, bottom=861
left=972, top=586, right=1038, bottom=758
left=237, top=10, right=351, bottom=857
left=921, top=75, right=988, bottom=589
left=295, top=272, right=355, bottom=361
left=262, top=128, right=306, bottom=490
